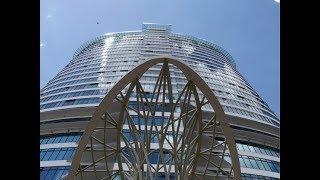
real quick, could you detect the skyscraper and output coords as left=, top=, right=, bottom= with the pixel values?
left=40, top=23, right=279, bottom=180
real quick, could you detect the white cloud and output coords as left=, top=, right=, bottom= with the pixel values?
left=45, top=14, right=54, bottom=23
left=40, top=42, right=45, bottom=48
left=45, top=8, right=56, bottom=23
left=46, top=14, right=53, bottom=20
left=274, top=0, right=280, bottom=3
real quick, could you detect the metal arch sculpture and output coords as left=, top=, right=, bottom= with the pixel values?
left=67, top=56, right=241, bottom=180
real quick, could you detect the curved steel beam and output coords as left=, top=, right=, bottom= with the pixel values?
left=67, top=56, right=241, bottom=180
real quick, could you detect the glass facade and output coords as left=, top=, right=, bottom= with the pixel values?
left=40, top=134, right=82, bottom=144
left=40, top=133, right=82, bottom=179
left=238, top=155, right=280, bottom=173
left=241, top=173, right=279, bottom=180
left=40, top=23, right=279, bottom=128
left=40, top=148, right=75, bottom=161
left=236, top=141, right=280, bottom=158
left=40, top=166, right=69, bottom=180
left=40, top=23, right=279, bottom=179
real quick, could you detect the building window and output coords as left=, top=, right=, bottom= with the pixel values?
left=40, top=133, right=82, bottom=144
left=40, top=148, right=75, bottom=161
left=237, top=155, right=280, bottom=173
left=40, top=166, right=69, bottom=180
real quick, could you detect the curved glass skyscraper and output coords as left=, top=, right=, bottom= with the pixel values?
left=40, top=23, right=279, bottom=180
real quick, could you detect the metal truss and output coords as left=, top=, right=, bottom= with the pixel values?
left=66, top=56, right=241, bottom=180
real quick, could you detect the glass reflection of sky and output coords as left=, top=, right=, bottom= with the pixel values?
left=98, top=37, right=115, bottom=89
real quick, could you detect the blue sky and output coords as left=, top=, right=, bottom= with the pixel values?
left=40, top=0, right=280, bottom=116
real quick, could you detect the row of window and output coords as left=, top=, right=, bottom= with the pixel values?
left=41, top=83, right=99, bottom=97
left=45, top=75, right=99, bottom=91
left=40, top=97, right=101, bottom=110
left=219, top=97, right=278, bottom=124
left=103, top=65, right=133, bottom=71
left=210, top=65, right=248, bottom=87
left=241, top=173, right=279, bottom=180
left=71, top=36, right=139, bottom=55
left=122, top=131, right=173, bottom=144
left=208, top=67, right=246, bottom=89
left=76, top=47, right=141, bottom=63
left=170, top=35, right=227, bottom=56
left=40, top=134, right=82, bottom=144
left=58, top=60, right=103, bottom=77
left=179, top=55, right=237, bottom=80
left=79, top=39, right=138, bottom=52
left=218, top=95, right=266, bottom=115
left=40, top=166, right=278, bottom=180
left=125, top=116, right=169, bottom=126
left=209, top=81, right=268, bottom=109
left=55, top=65, right=100, bottom=80
left=261, top=109, right=278, bottom=121
left=209, top=72, right=250, bottom=92
left=188, top=53, right=226, bottom=68
left=212, top=70, right=255, bottom=93
left=206, top=75, right=263, bottom=103
left=40, top=166, right=68, bottom=180
left=130, top=92, right=170, bottom=100
left=170, top=35, right=231, bottom=62
left=236, top=142, right=280, bottom=158
left=40, top=89, right=106, bottom=104
left=229, top=155, right=280, bottom=173
left=45, top=61, right=135, bottom=91
left=223, top=106, right=279, bottom=127
left=145, top=43, right=171, bottom=49
left=46, top=72, right=99, bottom=87
left=40, top=148, right=75, bottom=161
left=128, top=101, right=171, bottom=112
left=42, top=77, right=98, bottom=93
